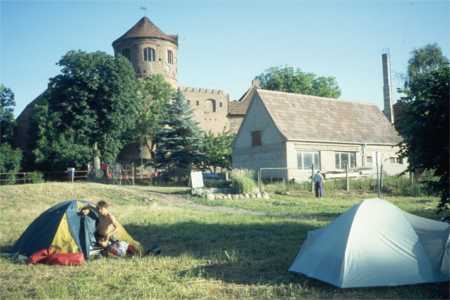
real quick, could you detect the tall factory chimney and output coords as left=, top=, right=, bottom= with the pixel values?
left=382, top=52, right=394, bottom=123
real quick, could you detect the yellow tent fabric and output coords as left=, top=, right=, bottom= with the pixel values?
left=114, top=222, right=144, bottom=254
left=50, top=214, right=79, bottom=253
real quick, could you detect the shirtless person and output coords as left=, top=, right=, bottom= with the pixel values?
left=96, top=201, right=119, bottom=248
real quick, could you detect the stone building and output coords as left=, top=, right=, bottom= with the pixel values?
left=14, top=17, right=248, bottom=163
left=112, top=16, right=247, bottom=135
left=232, top=87, right=407, bottom=182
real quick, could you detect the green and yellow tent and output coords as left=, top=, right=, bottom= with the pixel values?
left=13, top=200, right=143, bottom=259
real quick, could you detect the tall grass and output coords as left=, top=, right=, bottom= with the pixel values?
left=230, top=169, right=257, bottom=193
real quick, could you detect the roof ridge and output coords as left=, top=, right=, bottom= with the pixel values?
left=256, top=88, right=378, bottom=107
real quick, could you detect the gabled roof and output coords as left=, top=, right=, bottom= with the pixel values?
left=113, top=17, right=178, bottom=46
left=255, top=89, right=402, bottom=145
left=228, top=86, right=255, bottom=116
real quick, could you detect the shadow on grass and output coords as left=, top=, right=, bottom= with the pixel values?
left=126, top=221, right=313, bottom=284
left=125, top=221, right=448, bottom=299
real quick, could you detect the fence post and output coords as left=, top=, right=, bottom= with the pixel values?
left=131, top=163, right=135, bottom=186
left=380, top=162, right=384, bottom=198
left=258, top=168, right=262, bottom=193
left=375, top=152, right=380, bottom=198
left=311, top=165, right=314, bottom=193
left=67, top=168, right=75, bottom=183
left=345, top=165, right=349, bottom=192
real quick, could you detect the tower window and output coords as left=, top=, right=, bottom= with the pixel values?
left=143, top=47, right=156, bottom=62
left=168, top=50, right=174, bottom=64
left=196, top=101, right=199, bottom=106
left=121, top=48, right=131, bottom=60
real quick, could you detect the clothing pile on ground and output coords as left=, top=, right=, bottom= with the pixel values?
left=10, top=200, right=145, bottom=266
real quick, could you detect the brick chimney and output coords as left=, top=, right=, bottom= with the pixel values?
left=382, top=52, right=394, bottom=123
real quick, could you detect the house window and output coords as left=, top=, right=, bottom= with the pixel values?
left=121, top=48, right=131, bottom=60
left=143, top=47, right=156, bottom=61
left=168, top=50, right=174, bottom=64
left=219, top=102, right=223, bottom=108
left=366, top=156, right=373, bottom=167
left=391, top=157, right=404, bottom=164
left=335, top=152, right=357, bottom=169
left=251, top=131, right=262, bottom=147
left=187, top=100, right=191, bottom=105
left=206, top=99, right=216, bottom=113
left=297, top=152, right=320, bottom=170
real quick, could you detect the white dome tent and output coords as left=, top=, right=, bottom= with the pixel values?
left=289, top=199, right=450, bottom=288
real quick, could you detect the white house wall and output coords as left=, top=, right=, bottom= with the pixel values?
left=286, top=141, right=407, bottom=182
left=232, top=93, right=287, bottom=179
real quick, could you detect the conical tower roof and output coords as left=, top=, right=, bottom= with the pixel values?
left=113, top=17, right=178, bottom=46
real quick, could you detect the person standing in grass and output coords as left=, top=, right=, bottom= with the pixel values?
left=313, top=170, right=325, bottom=198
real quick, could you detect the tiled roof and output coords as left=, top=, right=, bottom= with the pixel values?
left=256, top=89, right=402, bottom=145
left=113, top=17, right=178, bottom=46
left=228, top=88, right=253, bottom=115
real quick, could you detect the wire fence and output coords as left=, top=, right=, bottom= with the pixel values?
left=1, top=164, right=163, bottom=186
left=0, top=170, right=89, bottom=185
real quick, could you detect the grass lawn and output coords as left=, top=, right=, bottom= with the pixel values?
left=0, top=182, right=448, bottom=299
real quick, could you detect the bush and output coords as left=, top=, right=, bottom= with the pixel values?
left=231, top=169, right=257, bottom=194
left=26, top=171, right=44, bottom=183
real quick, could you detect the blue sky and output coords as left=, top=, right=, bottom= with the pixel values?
left=1, top=0, right=449, bottom=116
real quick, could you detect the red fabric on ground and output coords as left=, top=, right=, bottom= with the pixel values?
left=27, top=249, right=84, bottom=266
left=46, top=252, right=85, bottom=265
left=27, top=248, right=51, bottom=264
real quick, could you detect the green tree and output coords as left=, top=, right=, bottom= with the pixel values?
left=134, top=74, right=175, bottom=161
left=0, top=85, right=22, bottom=181
left=406, top=43, right=449, bottom=83
left=200, top=131, right=234, bottom=172
left=397, top=44, right=449, bottom=210
left=255, top=66, right=341, bottom=98
left=0, top=84, right=16, bottom=145
left=0, top=143, right=22, bottom=183
left=154, top=90, right=204, bottom=181
left=29, top=50, right=140, bottom=170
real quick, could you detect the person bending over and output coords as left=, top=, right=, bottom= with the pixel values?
left=96, top=200, right=118, bottom=248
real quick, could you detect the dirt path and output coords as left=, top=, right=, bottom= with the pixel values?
left=120, top=186, right=268, bottom=216
left=149, top=190, right=268, bottom=216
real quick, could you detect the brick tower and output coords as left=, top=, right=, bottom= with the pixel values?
left=112, top=17, right=178, bottom=87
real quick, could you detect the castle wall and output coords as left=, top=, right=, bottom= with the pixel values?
left=181, top=87, right=231, bottom=134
